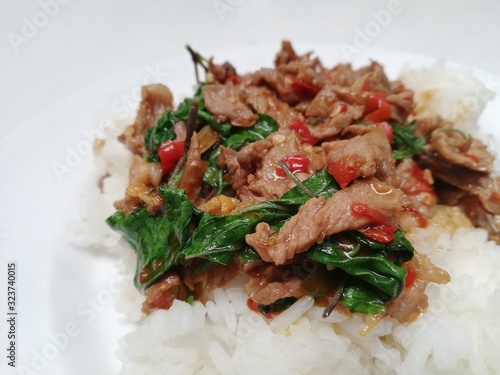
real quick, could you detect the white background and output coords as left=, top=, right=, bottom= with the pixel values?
left=1, top=1, right=500, bottom=374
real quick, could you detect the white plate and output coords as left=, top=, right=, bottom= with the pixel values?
left=1, top=45, right=499, bottom=375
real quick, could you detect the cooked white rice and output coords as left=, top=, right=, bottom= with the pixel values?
left=85, top=63, right=500, bottom=374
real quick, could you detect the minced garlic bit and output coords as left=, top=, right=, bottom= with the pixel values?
left=205, top=195, right=240, bottom=215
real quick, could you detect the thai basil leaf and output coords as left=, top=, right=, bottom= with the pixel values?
left=106, top=188, right=195, bottom=290
left=144, top=110, right=178, bottom=162
left=348, top=229, right=414, bottom=265
left=341, top=280, right=388, bottom=314
left=179, top=200, right=294, bottom=263
left=258, top=297, right=298, bottom=315
left=181, top=168, right=338, bottom=263
left=222, top=114, right=278, bottom=150
left=239, top=246, right=261, bottom=264
left=203, top=148, right=228, bottom=194
left=391, top=121, right=426, bottom=160
left=306, top=242, right=407, bottom=300
left=204, top=115, right=278, bottom=194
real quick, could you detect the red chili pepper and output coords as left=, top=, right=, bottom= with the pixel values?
left=408, top=164, right=434, bottom=195
left=289, top=119, right=318, bottom=145
left=276, top=155, right=310, bottom=177
left=152, top=292, right=170, bottom=309
left=226, top=75, right=242, bottom=84
left=289, top=76, right=320, bottom=97
left=246, top=299, right=278, bottom=319
left=158, top=140, right=185, bottom=175
left=402, top=206, right=428, bottom=227
left=402, top=264, right=417, bottom=288
left=327, top=160, right=358, bottom=189
left=360, top=224, right=397, bottom=243
left=464, top=152, right=480, bottom=163
left=247, top=298, right=259, bottom=313
left=374, top=122, right=394, bottom=143
left=364, top=92, right=392, bottom=123
left=351, top=202, right=391, bottom=225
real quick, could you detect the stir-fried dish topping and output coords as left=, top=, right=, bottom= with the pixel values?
left=107, top=41, right=499, bottom=322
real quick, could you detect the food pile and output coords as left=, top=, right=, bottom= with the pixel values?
left=107, top=41, right=500, bottom=324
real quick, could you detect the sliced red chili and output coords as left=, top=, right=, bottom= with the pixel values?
left=226, top=75, right=242, bottom=84
left=289, top=76, right=320, bottom=97
left=276, top=155, right=310, bottom=177
left=364, top=93, right=392, bottom=123
left=402, top=263, right=417, bottom=288
left=152, top=292, right=170, bottom=309
left=402, top=206, right=428, bottom=227
left=247, top=298, right=259, bottom=313
left=351, top=202, right=391, bottom=225
left=360, top=225, right=397, bottom=243
left=374, top=121, right=394, bottom=143
left=289, top=119, right=318, bottom=145
left=158, top=140, right=185, bottom=175
left=464, top=152, right=480, bottom=163
left=327, top=160, right=358, bottom=189
left=408, top=164, right=434, bottom=195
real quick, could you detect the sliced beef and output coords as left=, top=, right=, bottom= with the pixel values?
left=207, top=58, right=238, bottom=83
left=183, top=260, right=240, bottom=303
left=274, top=40, right=299, bottom=67
left=114, top=155, right=163, bottom=215
left=314, top=105, right=366, bottom=141
left=142, top=272, right=186, bottom=314
left=220, top=130, right=325, bottom=200
left=323, top=128, right=395, bottom=186
left=119, top=84, right=174, bottom=155
left=243, top=264, right=304, bottom=305
left=386, top=253, right=449, bottom=323
left=246, top=178, right=403, bottom=265
left=202, top=84, right=258, bottom=127
left=430, top=130, right=494, bottom=172
left=387, top=84, right=415, bottom=124
left=390, top=158, right=437, bottom=220
left=178, top=132, right=208, bottom=201
left=243, top=86, right=301, bottom=129
left=305, top=86, right=340, bottom=118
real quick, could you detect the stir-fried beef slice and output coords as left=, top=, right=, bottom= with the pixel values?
left=182, top=260, right=240, bottom=303
left=305, top=86, right=340, bottom=118
left=435, top=180, right=500, bottom=242
left=202, top=84, right=258, bottom=127
left=207, top=58, right=238, bottom=83
left=323, top=128, right=395, bottom=185
left=326, top=63, right=358, bottom=86
left=118, top=84, right=174, bottom=155
left=386, top=253, right=449, bottom=323
left=356, top=61, right=392, bottom=94
left=243, top=86, right=302, bottom=129
left=274, top=40, right=299, bottom=67
left=247, top=178, right=403, bottom=265
left=249, top=68, right=303, bottom=105
left=247, top=131, right=318, bottom=199
left=178, top=132, right=208, bottom=202
left=142, top=272, right=186, bottom=314
left=309, top=105, right=366, bottom=142
left=390, top=158, right=437, bottom=219
left=429, top=131, right=494, bottom=172
left=418, top=151, right=500, bottom=217
left=385, top=279, right=428, bottom=323
left=217, top=138, right=274, bottom=198
left=114, top=155, right=163, bottom=215
left=243, top=264, right=304, bottom=305
left=414, top=116, right=445, bottom=137
left=387, top=82, right=415, bottom=124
